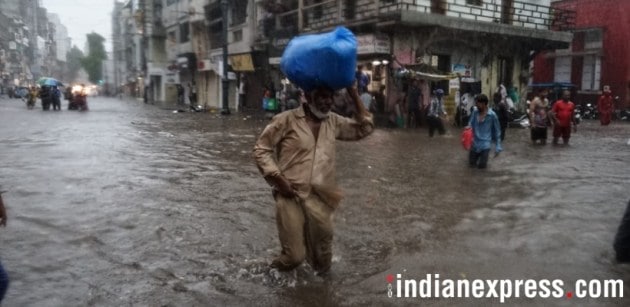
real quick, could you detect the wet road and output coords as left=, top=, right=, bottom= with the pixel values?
left=1, top=96, right=629, bottom=306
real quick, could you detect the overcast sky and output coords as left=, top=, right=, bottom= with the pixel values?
left=42, top=0, right=114, bottom=53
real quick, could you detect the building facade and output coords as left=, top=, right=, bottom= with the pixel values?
left=256, top=0, right=574, bottom=116
left=111, top=0, right=575, bottom=113
left=533, top=0, right=630, bottom=109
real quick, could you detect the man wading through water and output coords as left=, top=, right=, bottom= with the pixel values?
left=253, top=85, right=373, bottom=274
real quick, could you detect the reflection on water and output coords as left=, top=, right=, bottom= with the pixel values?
left=0, top=98, right=629, bottom=306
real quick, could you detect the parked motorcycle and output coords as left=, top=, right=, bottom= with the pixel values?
left=581, top=103, right=598, bottom=120
left=506, top=107, right=530, bottom=128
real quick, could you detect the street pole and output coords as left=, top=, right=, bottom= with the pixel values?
left=220, top=0, right=230, bottom=115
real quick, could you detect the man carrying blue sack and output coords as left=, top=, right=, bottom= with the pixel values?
left=467, top=94, right=503, bottom=169
left=253, top=84, right=373, bottom=274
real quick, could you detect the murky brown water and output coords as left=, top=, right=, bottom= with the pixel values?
left=1, top=97, right=629, bottom=306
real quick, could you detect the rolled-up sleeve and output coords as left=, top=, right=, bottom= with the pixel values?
left=253, top=117, right=286, bottom=178
left=334, top=112, right=374, bottom=141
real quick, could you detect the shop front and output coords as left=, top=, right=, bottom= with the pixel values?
left=356, top=33, right=392, bottom=114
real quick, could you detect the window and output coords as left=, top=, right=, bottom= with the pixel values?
left=231, top=0, right=248, bottom=25
left=581, top=55, right=601, bottom=91
left=344, top=0, right=357, bottom=20
left=167, top=30, right=176, bottom=47
left=233, top=29, right=243, bottom=42
left=179, top=22, right=190, bottom=43
left=313, top=0, right=323, bottom=19
left=584, top=29, right=603, bottom=49
left=208, top=22, right=222, bottom=49
left=467, top=0, right=483, bottom=6
left=554, top=56, right=571, bottom=83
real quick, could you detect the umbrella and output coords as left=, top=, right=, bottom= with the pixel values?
left=36, top=77, right=63, bottom=87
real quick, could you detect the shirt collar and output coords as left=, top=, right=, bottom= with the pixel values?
left=294, top=104, right=307, bottom=118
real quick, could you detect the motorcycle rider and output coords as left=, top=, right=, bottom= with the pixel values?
left=26, top=86, right=38, bottom=109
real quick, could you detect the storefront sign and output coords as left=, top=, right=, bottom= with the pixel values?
left=452, top=64, right=472, bottom=78
left=357, top=34, right=391, bottom=55
left=229, top=53, right=255, bottom=72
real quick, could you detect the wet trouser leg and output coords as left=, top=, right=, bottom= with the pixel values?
left=0, top=259, right=8, bottom=302
left=469, top=149, right=490, bottom=169
left=614, top=200, right=630, bottom=262
left=272, top=194, right=334, bottom=273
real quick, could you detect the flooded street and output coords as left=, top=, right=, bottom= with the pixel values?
left=1, top=97, right=629, bottom=306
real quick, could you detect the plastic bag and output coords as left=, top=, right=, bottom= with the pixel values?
left=280, top=27, right=357, bottom=92
left=267, top=98, right=278, bottom=111
left=461, top=127, right=473, bottom=150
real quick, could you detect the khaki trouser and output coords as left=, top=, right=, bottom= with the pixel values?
left=272, top=193, right=334, bottom=273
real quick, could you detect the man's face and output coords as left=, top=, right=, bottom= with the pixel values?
left=311, top=88, right=334, bottom=114
left=562, top=90, right=570, bottom=101
left=475, top=100, right=486, bottom=111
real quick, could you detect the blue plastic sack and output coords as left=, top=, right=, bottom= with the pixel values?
left=280, top=27, right=357, bottom=92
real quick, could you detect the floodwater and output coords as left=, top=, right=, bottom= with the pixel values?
left=0, top=97, right=629, bottom=306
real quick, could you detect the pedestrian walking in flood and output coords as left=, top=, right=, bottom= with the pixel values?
left=467, top=94, right=502, bottom=169
left=493, top=91, right=509, bottom=141
left=253, top=85, right=373, bottom=274
left=427, top=88, right=447, bottom=137
left=176, top=84, right=185, bottom=105
left=598, top=85, right=614, bottom=126
left=51, top=86, right=61, bottom=111
left=529, top=88, right=550, bottom=145
left=549, top=89, right=577, bottom=145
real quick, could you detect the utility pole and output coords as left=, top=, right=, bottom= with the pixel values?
left=220, top=0, right=230, bottom=115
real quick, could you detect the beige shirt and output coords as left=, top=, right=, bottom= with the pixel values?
left=253, top=105, right=374, bottom=199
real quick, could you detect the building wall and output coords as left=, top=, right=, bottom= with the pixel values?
left=537, top=0, right=630, bottom=107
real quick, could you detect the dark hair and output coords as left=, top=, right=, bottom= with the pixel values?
left=475, top=94, right=489, bottom=104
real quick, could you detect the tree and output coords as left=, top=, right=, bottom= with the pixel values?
left=65, top=46, right=84, bottom=82
left=80, top=32, right=107, bottom=84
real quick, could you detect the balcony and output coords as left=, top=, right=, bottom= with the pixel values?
left=265, top=0, right=575, bottom=36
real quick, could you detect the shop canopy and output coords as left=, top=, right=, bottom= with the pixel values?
left=394, top=69, right=458, bottom=81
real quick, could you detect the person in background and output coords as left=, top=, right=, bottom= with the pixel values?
left=360, top=89, right=373, bottom=112
left=26, top=86, right=38, bottom=109
left=598, top=85, right=614, bottom=126
left=253, top=85, right=373, bottom=275
left=406, top=79, right=422, bottom=128
left=0, top=190, right=9, bottom=303
left=51, top=86, right=61, bottom=111
left=467, top=94, right=502, bottom=169
left=355, top=65, right=370, bottom=94
left=549, top=89, right=577, bottom=145
left=427, top=88, right=447, bottom=137
left=493, top=92, right=509, bottom=141
left=238, top=75, right=247, bottom=110
left=188, top=82, right=197, bottom=107
left=176, top=84, right=185, bottom=105
left=528, top=89, right=550, bottom=145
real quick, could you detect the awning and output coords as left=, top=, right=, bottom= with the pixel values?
left=395, top=69, right=458, bottom=81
